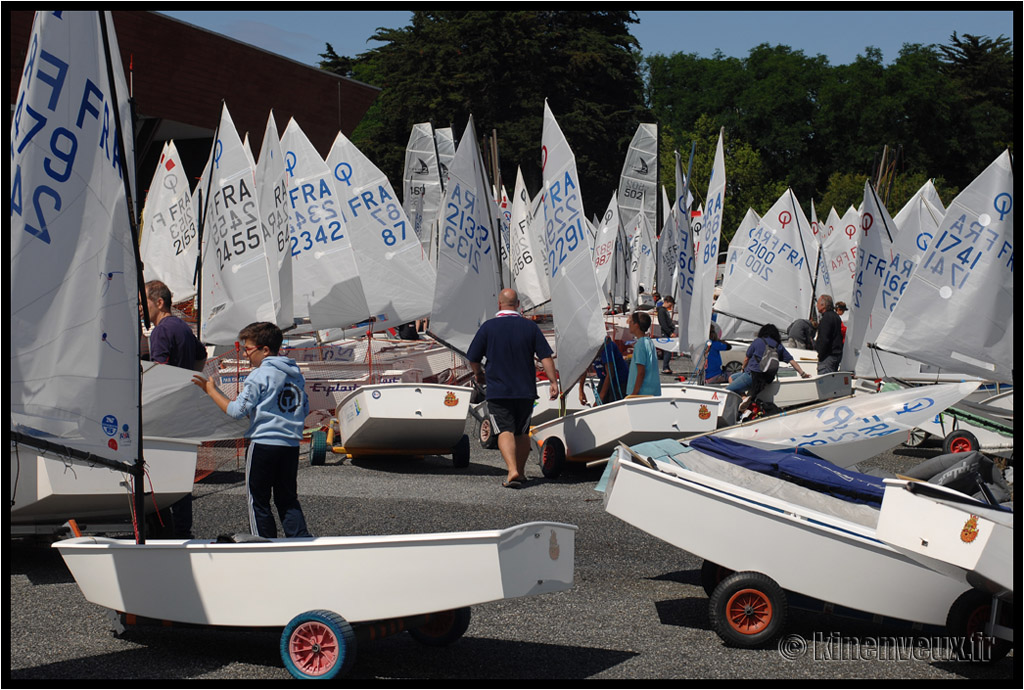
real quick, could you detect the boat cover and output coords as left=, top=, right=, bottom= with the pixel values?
left=638, top=436, right=888, bottom=508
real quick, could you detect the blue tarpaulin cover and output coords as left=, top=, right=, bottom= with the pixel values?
left=686, top=436, right=886, bottom=507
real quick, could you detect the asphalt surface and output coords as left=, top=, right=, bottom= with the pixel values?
left=9, top=370, right=1016, bottom=682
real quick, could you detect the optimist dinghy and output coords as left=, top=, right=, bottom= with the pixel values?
left=54, top=521, right=577, bottom=678
left=876, top=478, right=1013, bottom=599
left=602, top=439, right=974, bottom=649
left=335, top=383, right=472, bottom=465
left=530, top=386, right=741, bottom=478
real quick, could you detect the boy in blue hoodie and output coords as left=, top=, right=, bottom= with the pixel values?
left=193, top=322, right=312, bottom=538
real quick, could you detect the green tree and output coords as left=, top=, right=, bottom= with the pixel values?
left=323, top=11, right=649, bottom=217
left=938, top=32, right=1015, bottom=186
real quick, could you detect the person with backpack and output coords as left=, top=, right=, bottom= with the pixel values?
left=727, top=323, right=811, bottom=412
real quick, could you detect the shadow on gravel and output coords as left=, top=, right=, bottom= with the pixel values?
left=655, top=597, right=712, bottom=632
left=9, top=539, right=77, bottom=585
left=350, top=634, right=639, bottom=680
left=10, top=628, right=281, bottom=680
left=196, top=470, right=246, bottom=485
left=10, top=626, right=638, bottom=680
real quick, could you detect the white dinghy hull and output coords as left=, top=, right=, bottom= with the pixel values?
left=53, top=521, right=577, bottom=627
left=9, top=437, right=197, bottom=528
left=759, top=371, right=852, bottom=407
left=336, top=383, right=471, bottom=456
left=876, top=479, right=1013, bottom=600
left=531, top=392, right=737, bottom=465
left=603, top=447, right=970, bottom=627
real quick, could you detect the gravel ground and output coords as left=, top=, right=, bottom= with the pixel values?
left=9, top=369, right=1016, bottom=681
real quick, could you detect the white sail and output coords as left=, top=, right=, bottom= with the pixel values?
left=808, top=199, right=833, bottom=304
left=894, top=179, right=944, bottom=228
left=715, top=208, right=762, bottom=341
left=820, top=205, right=860, bottom=304
left=428, top=116, right=501, bottom=355
left=140, top=140, right=199, bottom=302
left=874, top=150, right=1014, bottom=384
left=714, top=189, right=815, bottom=336
left=434, top=126, right=456, bottom=191
left=617, top=122, right=659, bottom=236
left=199, top=104, right=282, bottom=345
left=592, top=193, right=621, bottom=308
left=717, top=382, right=980, bottom=468
left=325, top=130, right=437, bottom=330
left=841, top=181, right=897, bottom=372
left=855, top=186, right=945, bottom=380
left=687, top=129, right=726, bottom=361
left=671, top=149, right=698, bottom=353
left=540, top=102, right=608, bottom=390
left=11, top=10, right=140, bottom=465
left=280, top=117, right=369, bottom=330
left=508, top=168, right=549, bottom=311
left=657, top=186, right=679, bottom=299
left=402, top=122, right=443, bottom=247
left=626, top=211, right=657, bottom=309
left=254, top=110, right=294, bottom=329
left=494, top=185, right=512, bottom=289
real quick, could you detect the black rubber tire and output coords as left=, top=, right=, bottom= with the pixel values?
left=945, top=589, right=1013, bottom=662
left=700, top=560, right=734, bottom=598
left=280, top=609, right=357, bottom=679
left=309, top=431, right=328, bottom=466
left=409, top=607, right=472, bottom=647
left=723, top=361, right=743, bottom=375
left=539, top=437, right=566, bottom=479
left=709, top=571, right=787, bottom=648
left=476, top=416, right=498, bottom=450
left=943, top=429, right=980, bottom=454
left=452, top=434, right=471, bottom=468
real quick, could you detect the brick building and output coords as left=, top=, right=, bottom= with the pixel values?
left=9, top=10, right=380, bottom=205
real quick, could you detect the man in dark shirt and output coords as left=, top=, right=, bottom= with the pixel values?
left=815, top=294, right=844, bottom=374
left=145, top=281, right=206, bottom=371
left=142, top=280, right=206, bottom=537
left=467, top=289, right=558, bottom=488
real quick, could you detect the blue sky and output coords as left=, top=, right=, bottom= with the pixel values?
left=159, top=10, right=1014, bottom=68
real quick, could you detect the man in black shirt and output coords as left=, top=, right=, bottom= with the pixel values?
left=815, top=294, right=844, bottom=374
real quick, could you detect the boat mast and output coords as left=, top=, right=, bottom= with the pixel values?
left=99, top=9, right=148, bottom=543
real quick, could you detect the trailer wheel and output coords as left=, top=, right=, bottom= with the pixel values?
left=904, top=427, right=930, bottom=448
left=309, top=431, right=328, bottom=466
left=540, top=437, right=566, bottom=479
left=945, top=590, right=1012, bottom=662
left=452, top=434, right=471, bottom=468
left=409, top=607, right=472, bottom=647
left=943, top=430, right=980, bottom=454
left=700, top=560, right=734, bottom=598
left=281, top=609, right=356, bottom=679
left=709, top=571, right=787, bottom=648
left=724, top=361, right=742, bottom=375
left=476, top=416, right=498, bottom=450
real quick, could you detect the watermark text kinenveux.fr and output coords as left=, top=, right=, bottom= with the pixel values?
left=777, top=632, right=998, bottom=662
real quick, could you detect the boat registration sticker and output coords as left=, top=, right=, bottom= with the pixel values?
left=444, top=392, right=459, bottom=407
left=960, top=515, right=980, bottom=544
left=372, top=390, right=382, bottom=399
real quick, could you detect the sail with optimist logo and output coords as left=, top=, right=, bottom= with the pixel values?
left=540, top=101, right=607, bottom=390
left=140, top=140, right=199, bottom=302
left=280, top=117, right=369, bottom=332
left=12, top=10, right=142, bottom=471
left=325, top=130, right=437, bottom=332
left=872, top=150, right=1014, bottom=385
